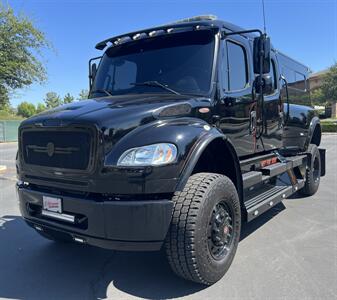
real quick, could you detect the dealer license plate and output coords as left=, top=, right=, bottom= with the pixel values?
left=43, top=196, right=62, bottom=214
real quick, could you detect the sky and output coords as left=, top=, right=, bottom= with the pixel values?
left=7, top=0, right=337, bottom=107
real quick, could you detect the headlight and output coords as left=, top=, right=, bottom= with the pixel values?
left=117, top=143, right=177, bottom=166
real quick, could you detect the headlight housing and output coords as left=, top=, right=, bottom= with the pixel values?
left=117, top=143, right=177, bottom=166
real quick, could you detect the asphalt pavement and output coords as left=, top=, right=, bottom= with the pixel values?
left=0, top=136, right=336, bottom=300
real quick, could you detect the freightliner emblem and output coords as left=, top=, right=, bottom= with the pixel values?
left=26, top=143, right=80, bottom=157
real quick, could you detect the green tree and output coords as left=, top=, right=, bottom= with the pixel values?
left=0, top=4, right=50, bottom=110
left=78, top=89, right=89, bottom=100
left=322, top=63, right=337, bottom=103
left=17, top=101, right=36, bottom=118
left=0, top=85, right=9, bottom=109
left=44, top=92, right=62, bottom=108
left=36, top=102, right=46, bottom=113
left=311, top=88, right=325, bottom=105
left=63, top=93, right=74, bottom=104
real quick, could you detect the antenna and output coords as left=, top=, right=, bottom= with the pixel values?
left=262, top=0, right=267, bottom=34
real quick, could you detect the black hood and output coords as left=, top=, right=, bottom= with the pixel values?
left=21, top=94, right=211, bottom=129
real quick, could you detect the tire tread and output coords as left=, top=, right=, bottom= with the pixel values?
left=165, top=173, right=231, bottom=285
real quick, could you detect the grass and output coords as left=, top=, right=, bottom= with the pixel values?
left=320, top=118, right=337, bottom=132
left=321, top=118, right=337, bottom=123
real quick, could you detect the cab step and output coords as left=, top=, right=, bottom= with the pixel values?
left=244, top=179, right=305, bottom=222
left=242, top=154, right=307, bottom=188
left=242, top=171, right=262, bottom=189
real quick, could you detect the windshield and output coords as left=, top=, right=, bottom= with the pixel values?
left=91, top=30, right=215, bottom=97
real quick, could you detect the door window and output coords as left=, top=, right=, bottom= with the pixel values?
left=222, top=40, right=248, bottom=91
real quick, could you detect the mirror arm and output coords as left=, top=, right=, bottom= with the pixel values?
left=221, top=29, right=263, bottom=39
left=89, top=56, right=102, bottom=89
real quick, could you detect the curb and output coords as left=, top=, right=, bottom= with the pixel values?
left=0, top=165, right=7, bottom=172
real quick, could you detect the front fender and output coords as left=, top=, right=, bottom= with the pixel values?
left=175, top=131, right=242, bottom=195
left=104, top=117, right=216, bottom=182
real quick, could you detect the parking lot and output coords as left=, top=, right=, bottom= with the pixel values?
left=0, top=136, right=336, bottom=300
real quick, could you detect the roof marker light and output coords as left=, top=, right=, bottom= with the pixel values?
left=133, top=33, right=141, bottom=40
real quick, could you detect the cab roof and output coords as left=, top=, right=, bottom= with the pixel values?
left=95, top=15, right=251, bottom=50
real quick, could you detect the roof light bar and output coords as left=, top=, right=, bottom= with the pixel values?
left=95, top=17, right=218, bottom=50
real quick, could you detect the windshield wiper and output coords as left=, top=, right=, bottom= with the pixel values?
left=131, top=81, right=181, bottom=95
left=90, top=89, right=113, bottom=97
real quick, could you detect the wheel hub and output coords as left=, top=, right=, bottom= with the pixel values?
left=208, top=202, right=234, bottom=260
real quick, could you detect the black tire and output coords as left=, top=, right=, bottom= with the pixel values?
left=299, top=144, right=321, bottom=196
left=165, top=173, right=241, bottom=285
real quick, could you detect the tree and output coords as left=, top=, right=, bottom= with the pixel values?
left=322, top=63, right=337, bottom=103
left=44, top=92, right=62, bottom=108
left=17, top=101, right=36, bottom=118
left=36, top=102, right=46, bottom=113
left=78, top=89, right=89, bottom=100
left=311, top=88, right=325, bottom=105
left=63, top=93, right=74, bottom=104
left=0, top=4, right=50, bottom=110
left=0, top=85, right=9, bottom=109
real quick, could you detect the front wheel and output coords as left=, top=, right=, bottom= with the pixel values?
left=165, top=173, right=241, bottom=285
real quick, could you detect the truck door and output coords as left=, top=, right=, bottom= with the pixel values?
left=217, top=36, right=262, bottom=157
left=260, top=53, right=283, bottom=151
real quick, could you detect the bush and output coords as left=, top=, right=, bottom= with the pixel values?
left=17, top=101, right=36, bottom=118
left=321, top=122, right=337, bottom=132
left=0, top=110, right=23, bottom=120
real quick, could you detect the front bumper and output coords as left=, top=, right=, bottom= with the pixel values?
left=18, top=185, right=173, bottom=251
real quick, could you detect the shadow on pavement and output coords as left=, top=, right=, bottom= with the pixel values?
left=0, top=215, right=204, bottom=300
left=0, top=204, right=285, bottom=300
left=240, top=202, right=286, bottom=241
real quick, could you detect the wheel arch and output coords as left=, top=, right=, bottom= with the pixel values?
left=176, top=133, right=244, bottom=219
left=304, top=116, right=321, bottom=150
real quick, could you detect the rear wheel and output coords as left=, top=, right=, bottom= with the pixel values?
left=300, top=144, right=321, bottom=196
left=165, top=173, right=241, bottom=285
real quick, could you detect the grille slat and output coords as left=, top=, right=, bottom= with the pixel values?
left=22, top=129, right=92, bottom=170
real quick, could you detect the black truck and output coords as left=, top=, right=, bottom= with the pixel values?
left=17, top=16, right=325, bottom=285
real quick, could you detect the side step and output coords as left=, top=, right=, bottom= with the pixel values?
left=245, top=180, right=305, bottom=222
left=242, top=155, right=306, bottom=189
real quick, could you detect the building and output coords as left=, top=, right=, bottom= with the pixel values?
left=309, top=69, right=329, bottom=90
left=309, top=68, right=337, bottom=118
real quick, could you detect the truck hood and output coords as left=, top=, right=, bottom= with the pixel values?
left=20, top=93, right=211, bottom=129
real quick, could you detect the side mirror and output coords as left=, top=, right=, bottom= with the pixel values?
left=89, top=56, right=102, bottom=88
left=255, top=74, right=273, bottom=94
left=253, top=35, right=271, bottom=74
left=91, top=63, right=97, bottom=80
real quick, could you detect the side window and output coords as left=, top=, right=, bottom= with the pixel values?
left=282, top=66, right=296, bottom=85
left=223, top=40, right=248, bottom=91
left=294, top=72, right=306, bottom=91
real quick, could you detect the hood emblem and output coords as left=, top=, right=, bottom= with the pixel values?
left=46, top=142, right=55, bottom=157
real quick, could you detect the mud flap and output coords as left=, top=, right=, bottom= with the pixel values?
left=319, top=148, right=326, bottom=177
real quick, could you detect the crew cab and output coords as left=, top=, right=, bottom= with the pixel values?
left=17, top=16, right=325, bottom=285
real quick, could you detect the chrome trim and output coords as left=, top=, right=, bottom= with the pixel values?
left=41, top=210, right=75, bottom=223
